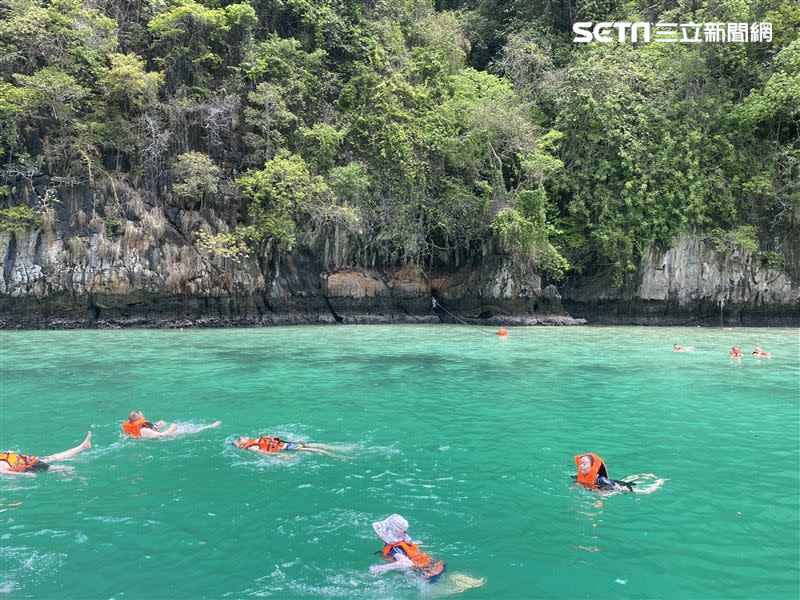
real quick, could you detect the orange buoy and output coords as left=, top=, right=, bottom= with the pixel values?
left=496, top=328, right=509, bottom=336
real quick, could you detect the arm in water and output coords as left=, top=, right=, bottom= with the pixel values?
left=370, top=550, right=414, bottom=574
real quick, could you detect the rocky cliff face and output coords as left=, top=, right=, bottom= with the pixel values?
left=0, top=226, right=577, bottom=328
left=2, top=212, right=797, bottom=328
left=562, top=234, right=800, bottom=325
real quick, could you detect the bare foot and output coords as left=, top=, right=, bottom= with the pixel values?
left=82, top=431, right=92, bottom=450
left=449, top=573, right=486, bottom=593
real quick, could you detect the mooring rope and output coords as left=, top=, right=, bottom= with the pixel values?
left=432, top=297, right=499, bottom=336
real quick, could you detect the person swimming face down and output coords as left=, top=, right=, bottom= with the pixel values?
left=232, top=436, right=279, bottom=449
left=232, top=435, right=345, bottom=458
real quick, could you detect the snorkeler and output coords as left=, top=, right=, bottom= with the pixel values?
left=573, top=453, right=634, bottom=491
left=122, top=411, right=220, bottom=438
left=0, top=431, right=92, bottom=474
left=369, top=515, right=485, bottom=592
left=232, top=435, right=344, bottom=459
left=752, top=346, right=771, bottom=358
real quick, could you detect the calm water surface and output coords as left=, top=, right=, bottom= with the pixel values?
left=1, top=325, right=798, bottom=599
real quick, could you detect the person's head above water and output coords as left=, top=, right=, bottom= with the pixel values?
left=128, top=410, right=144, bottom=422
left=233, top=436, right=251, bottom=448
left=372, top=514, right=412, bottom=545
left=578, top=454, right=594, bottom=476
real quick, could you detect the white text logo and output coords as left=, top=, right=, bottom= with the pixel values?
left=572, top=22, right=772, bottom=43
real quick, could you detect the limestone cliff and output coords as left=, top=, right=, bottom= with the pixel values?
left=562, top=234, right=800, bottom=325
left=2, top=195, right=797, bottom=327
left=0, top=226, right=576, bottom=328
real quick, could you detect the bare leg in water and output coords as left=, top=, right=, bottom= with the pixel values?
left=299, top=444, right=347, bottom=460
left=43, top=431, right=92, bottom=462
left=183, top=421, right=222, bottom=435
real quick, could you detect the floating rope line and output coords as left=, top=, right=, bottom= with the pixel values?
left=431, top=298, right=501, bottom=336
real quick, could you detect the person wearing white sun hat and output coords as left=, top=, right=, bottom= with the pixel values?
left=369, top=514, right=446, bottom=579
left=368, top=514, right=486, bottom=592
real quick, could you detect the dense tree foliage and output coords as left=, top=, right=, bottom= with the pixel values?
left=0, top=0, right=797, bottom=284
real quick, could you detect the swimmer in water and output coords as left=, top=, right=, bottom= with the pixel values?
left=729, top=347, right=744, bottom=361
left=369, top=514, right=485, bottom=593
left=122, top=411, right=220, bottom=438
left=673, top=344, right=694, bottom=352
left=573, top=453, right=635, bottom=491
left=752, top=346, right=771, bottom=359
left=232, top=435, right=345, bottom=459
left=1, top=431, right=92, bottom=474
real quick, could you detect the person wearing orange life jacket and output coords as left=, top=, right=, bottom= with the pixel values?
left=1, top=431, right=92, bottom=475
left=122, top=410, right=175, bottom=438
left=232, top=435, right=344, bottom=459
left=122, top=411, right=221, bottom=439
left=729, top=347, right=744, bottom=360
left=369, top=515, right=486, bottom=592
left=369, top=514, right=447, bottom=581
left=574, top=453, right=635, bottom=491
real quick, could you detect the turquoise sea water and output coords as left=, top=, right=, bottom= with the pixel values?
left=1, top=325, right=798, bottom=599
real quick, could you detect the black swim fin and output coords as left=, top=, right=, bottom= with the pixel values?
left=612, top=479, right=635, bottom=491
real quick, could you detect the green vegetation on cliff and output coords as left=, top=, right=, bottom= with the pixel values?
left=0, top=0, right=797, bottom=285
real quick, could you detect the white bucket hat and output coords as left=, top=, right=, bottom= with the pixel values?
left=372, top=514, right=412, bottom=544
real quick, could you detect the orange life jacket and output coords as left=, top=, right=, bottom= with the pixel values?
left=122, top=418, right=157, bottom=437
left=574, top=453, right=608, bottom=487
left=382, top=542, right=446, bottom=579
left=0, top=452, right=41, bottom=472
left=243, top=436, right=286, bottom=453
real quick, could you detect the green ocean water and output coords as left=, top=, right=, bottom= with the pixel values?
left=1, top=325, right=798, bottom=600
